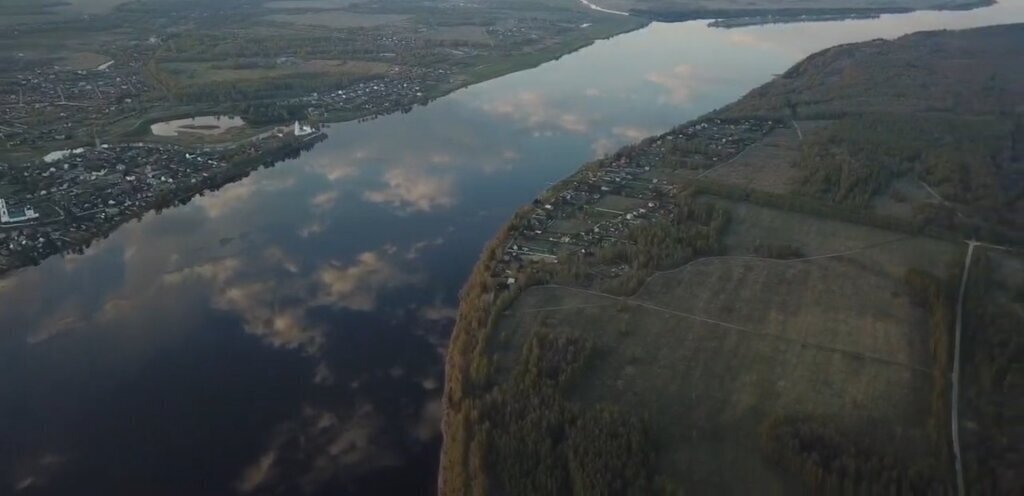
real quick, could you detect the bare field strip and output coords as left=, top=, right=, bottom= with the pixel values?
left=495, top=258, right=937, bottom=493
left=710, top=196, right=961, bottom=277
left=634, top=257, right=933, bottom=368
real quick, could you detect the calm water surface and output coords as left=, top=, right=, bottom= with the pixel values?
left=2, top=3, right=1022, bottom=494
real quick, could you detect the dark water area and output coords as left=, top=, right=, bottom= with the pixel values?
left=2, top=3, right=1022, bottom=494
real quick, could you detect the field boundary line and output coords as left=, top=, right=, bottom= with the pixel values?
left=522, top=283, right=932, bottom=373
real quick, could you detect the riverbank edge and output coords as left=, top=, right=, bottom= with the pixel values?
left=0, top=17, right=650, bottom=276
left=630, top=0, right=995, bottom=22
left=3, top=1, right=996, bottom=276
left=434, top=8, right=999, bottom=492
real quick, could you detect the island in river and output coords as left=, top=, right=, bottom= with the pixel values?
left=0, top=0, right=999, bottom=275
left=441, top=22, right=1024, bottom=495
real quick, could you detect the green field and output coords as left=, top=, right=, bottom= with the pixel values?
left=441, top=23, right=1024, bottom=496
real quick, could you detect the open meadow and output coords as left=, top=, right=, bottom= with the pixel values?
left=487, top=198, right=962, bottom=493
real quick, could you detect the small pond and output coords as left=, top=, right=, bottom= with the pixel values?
left=150, top=115, right=247, bottom=137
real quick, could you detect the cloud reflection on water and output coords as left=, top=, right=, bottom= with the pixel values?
left=363, top=169, right=457, bottom=213
left=7, top=2, right=1024, bottom=491
left=645, top=63, right=704, bottom=106
left=482, top=90, right=591, bottom=134
left=159, top=245, right=425, bottom=355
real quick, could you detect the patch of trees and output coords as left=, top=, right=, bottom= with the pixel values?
left=762, top=416, right=951, bottom=496
left=960, top=253, right=1024, bottom=495
left=552, top=195, right=729, bottom=296
left=473, top=331, right=661, bottom=496
left=903, top=267, right=955, bottom=460
left=164, top=75, right=351, bottom=104
left=234, top=101, right=309, bottom=126
left=796, top=114, right=1010, bottom=210
left=626, top=197, right=729, bottom=271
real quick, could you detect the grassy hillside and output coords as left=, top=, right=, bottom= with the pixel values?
left=441, top=23, right=1024, bottom=496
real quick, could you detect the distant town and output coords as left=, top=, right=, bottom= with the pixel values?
left=0, top=123, right=323, bottom=274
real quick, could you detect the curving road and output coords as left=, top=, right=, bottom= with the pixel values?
left=952, top=241, right=976, bottom=496
left=951, top=240, right=1012, bottom=496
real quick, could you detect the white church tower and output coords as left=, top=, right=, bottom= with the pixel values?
left=294, top=121, right=315, bottom=137
left=0, top=198, right=40, bottom=224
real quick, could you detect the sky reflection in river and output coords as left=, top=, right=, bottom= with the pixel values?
left=2, top=1, right=1023, bottom=494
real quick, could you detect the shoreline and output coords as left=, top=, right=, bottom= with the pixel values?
left=0, top=19, right=650, bottom=277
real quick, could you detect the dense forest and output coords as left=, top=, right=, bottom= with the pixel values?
left=471, top=332, right=661, bottom=496
left=795, top=114, right=1009, bottom=209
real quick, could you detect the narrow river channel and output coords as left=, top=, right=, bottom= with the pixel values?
left=2, top=2, right=1022, bottom=494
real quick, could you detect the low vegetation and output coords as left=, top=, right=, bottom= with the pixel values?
left=761, top=416, right=949, bottom=495
left=960, top=251, right=1024, bottom=495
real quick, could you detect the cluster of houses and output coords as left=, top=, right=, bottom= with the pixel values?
left=0, top=124, right=321, bottom=273
left=0, top=44, right=151, bottom=149
left=295, top=66, right=452, bottom=119
left=492, top=118, right=779, bottom=287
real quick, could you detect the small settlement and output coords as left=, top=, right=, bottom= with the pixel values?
left=0, top=42, right=153, bottom=151
left=493, top=118, right=779, bottom=288
left=0, top=124, right=324, bottom=273
left=296, top=67, right=453, bottom=120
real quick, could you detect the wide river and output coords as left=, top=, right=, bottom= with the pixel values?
left=2, top=3, right=1022, bottom=494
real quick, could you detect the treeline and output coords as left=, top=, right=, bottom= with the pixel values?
left=903, top=267, right=956, bottom=461
left=691, top=179, right=961, bottom=242
left=762, top=416, right=951, bottom=496
left=960, top=253, right=1024, bottom=495
left=232, top=101, right=309, bottom=126
left=151, top=67, right=360, bottom=105
left=441, top=207, right=535, bottom=495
